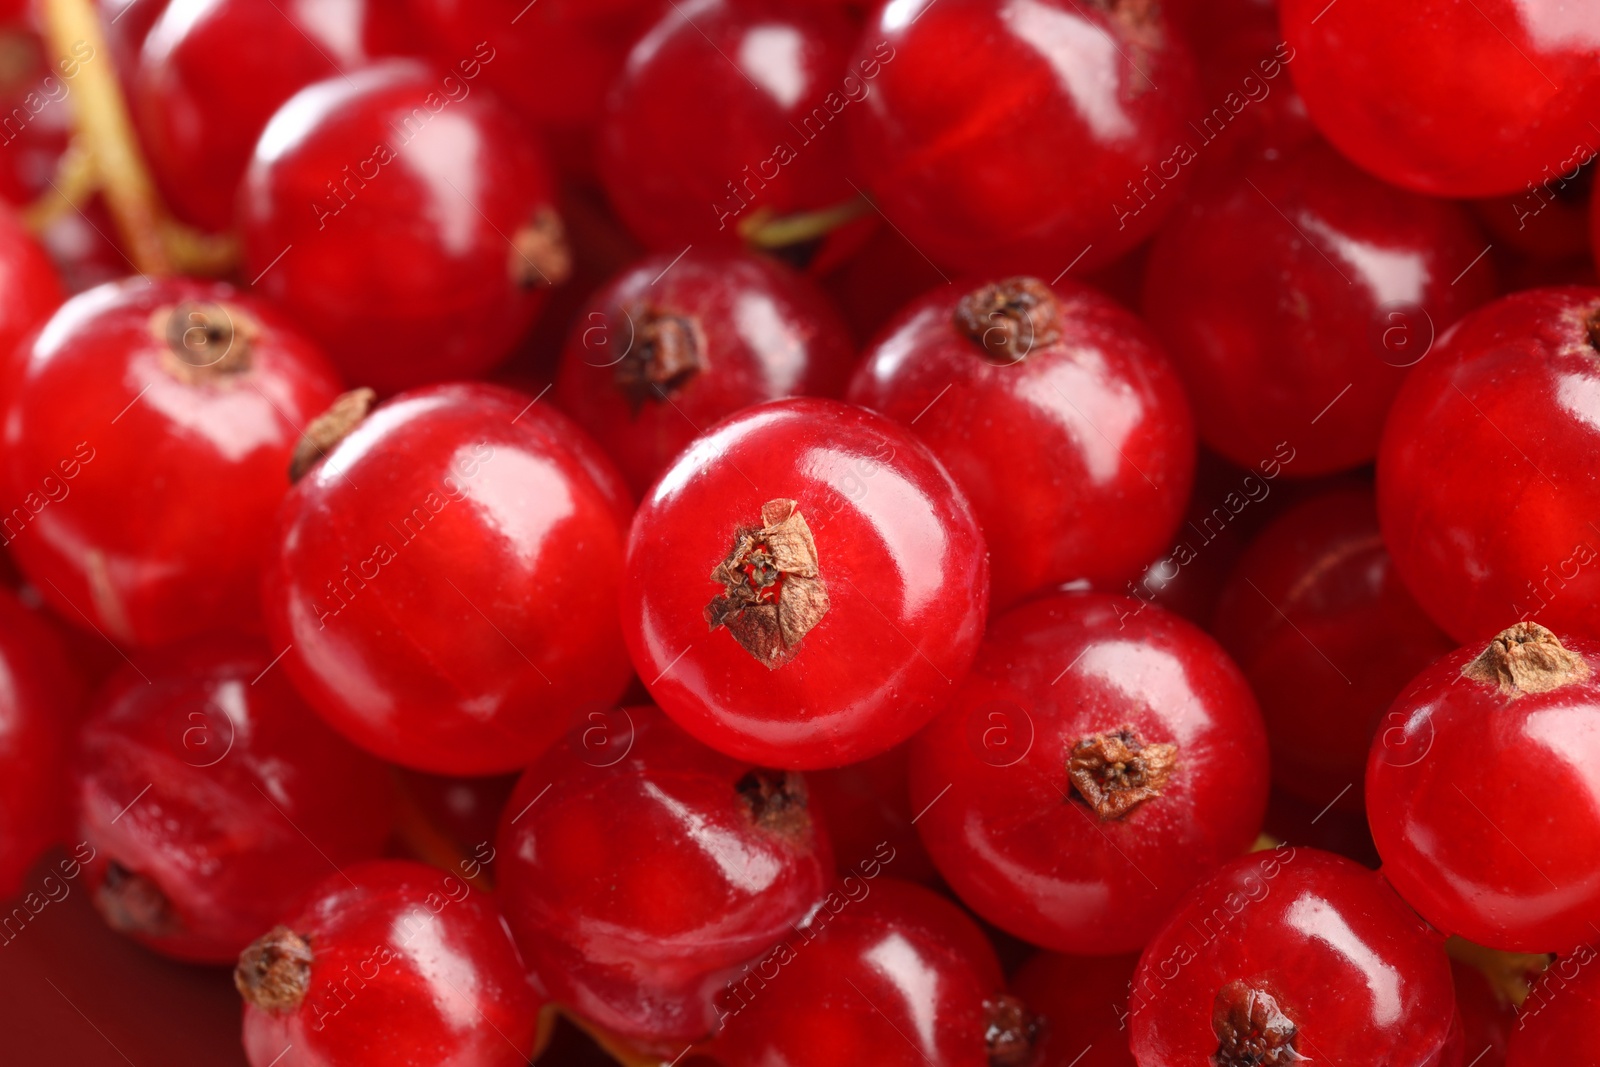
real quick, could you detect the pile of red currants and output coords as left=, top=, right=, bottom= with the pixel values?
left=0, top=0, right=1598, bottom=1064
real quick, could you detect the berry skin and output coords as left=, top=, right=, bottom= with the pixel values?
left=1366, top=622, right=1600, bottom=953
left=910, top=591, right=1269, bottom=954
left=848, top=275, right=1196, bottom=609
left=0, top=586, right=84, bottom=899
left=1376, top=287, right=1600, bottom=644
left=0, top=203, right=62, bottom=391
left=240, top=59, right=568, bottom=394
left=1142, top=139, right=1495, bottom=476
left=1507, top=949, right=1600, bottom=1067
left=263, top=381, right=634, bottom=775
left=553, top=247, right=856, bottom=497
left=1010, top=951, right=1139, bottom=1067
left=847, top=0, right=1201, bottom=275
left=495, top=710, right=833, bottom=1042
left=1213, top=485, right=1453, bottom=812
left=236, top=860, right=542, bottom=1067
left=1130, top=847, right=1456, bottom=1067
left=598, top=0, right=856, bottom=249
left=808, top=741, right=940, bottom=885
left=622, top=397, right=989, bottom=769
left=2, top=278, right=342, bottom=646
left=708, top=878, right=1039, bottom=1067
left=74, top=639, right=393, bottom=963
left=1281, top=0, right=1600, bottom=197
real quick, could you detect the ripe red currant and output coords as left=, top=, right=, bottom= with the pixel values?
left=496, top=709, right=833, bottom=1042
left=553, top=247, right=855, bottom=497
left=240, top=59, right=568, bottom=393
left=848, top=275, right=1195, bottom=608
left=1450, top=955, right=1519, bottom=1067
left=0, top=202, right=62, bottom=392
left=808, top=741, right=939, bottom=886
left=1376, top=287, right=1600, bottom=644
left=1367, top=622, right=1600, bottom=953
left=621, top=397, right=989, bottom=769
left=75, top=638, right=393, bottom=963
left=1142, top=138, right=1495, bottom=475
left=1507, top=949, right=1600, bottom=1067
left=1010, top=951, right=1138, bottom=1067
left=1131, top=846, right=1456, bottom=1066
left=1213, top=485, right=1453, bottom=812
left=236, top=860, right=542, bottom=1067
left=910, top=591, right=1269, bottom=954
left=263, top=381, right=634, bottom=775
left=847, top=0, right=1201, bottom=275
left=2, top=278, right=342, bottom=646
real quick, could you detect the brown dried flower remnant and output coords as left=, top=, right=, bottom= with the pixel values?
left=954, top=276, right=1064, bottom=363
left=1211, top=981, right=1306, bottom=1067
left=705, top=498, right=829, bottom=669
left=235, top=924, right=314, bottom=1013
left=1067, top=725, right=1177, bottom=820
left=1461, top=620, right=1590, bottom=696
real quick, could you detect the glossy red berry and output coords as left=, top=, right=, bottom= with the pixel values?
left=1367, top=622, right=1600, bottom=953
left=1281, top=0, right=1600, bottom=197
left=0, top=586, right=84, bottom=898
left=599, top=0, right=858, bottom=250
left=1142, top=139, right=1495, bottom=476
left=1376, top=287, right=1600, bottom=644
left=74, top=639, right=393, bottom=963
left=263, top=381, right=634, bottom=775
left=1213, top=485, right=1453, bottom=812
left=133, top=0, right=409, bottom=231
left=496, top=709, right=832, bottom=1042
left=708, top=877, right=1039, bottom=1067
left=240, top=59, right=568, bottom=394
left=910, top=591, right=1269, bottom=954
left=236, top=860, right=542, bottom=1067
left=808, top=741, right=939, bottom=885
left=848, top=275, right=1195, bottom=608
left=0, top=202, right=63, bottom=392
left=622, top=397, right=989, bottom=769
left=2, top=278, right=342, bottom=646
left=1507, top=949, right=1600, bottom=1067
left=1131, top=846, right=1455, bottom=1066
left=553, top=247, right=856, bottom=497
left=1011, top=951, right=1138, bottom=1067
left=1449, top=956, right=1519, bottom=1067
left=848, top=0, right=1201, bottom=275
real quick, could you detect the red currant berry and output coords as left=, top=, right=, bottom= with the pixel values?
left=1142, top=139, right=1495, bottom=476
left=1281, top=0, right=1600, bottom=197
left=553, top=247, right=855, bottom=497
left=808, top=741, right=939, bottom=885
left=1376, top=287, right=1600, bottom=644
left=1131, top=846, right=1456, bottom=1066
left=2, top=278, right=341, bottom=646
left=393, top=768, right=516, bottom=882
left=236, top=860, right=542, bottom=1067
left=1367, top=622, right=1600, bottom=953
left=709, top=878, right=1040, bottom=1067
left=1213, top=485, right=1453, bottom=812
left=1179, top=0, right=1312, bottom=168
left=598, top=0, right=856, bottom=249
left=0, top=586, right=84, bottom=898
left=240, top=59, right=569, bottom=394
left=1449, top=955, right=1518, bottom=1067
left=1507, top=950, right=1599, bottom=1067
left=133, top=0, right=408, bottom=231
left=74, top=638, right=393, bottom=962
left=848, top=275, right=1195, bottom=608
left=910, top=591, right=1268, bottom=954
left=263, top=381, right=634, bottom=775
left=847, top=0, right=1200, bottom=275
left=0, top=203, right=62, bottom=390
left=621, top=397, right=989, bottom=768
left=1011, top=951, right=1138, bottom=1067
left=496, top=709, right=833, bottom=1042
left=1472, top=161, right=1594, bottom=261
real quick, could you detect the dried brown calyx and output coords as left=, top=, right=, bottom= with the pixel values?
left=289, top=387, right=376, bottom=483
left=614, top=305, right=705, bottom=412
left=159, top=300, right=254, bottom=383
left=1067, top=725, right=1177, bottom=820
left=235, top=925, right=314, bottom=1013
left=1461, top=621, right=1590, bottom=696
left=510, top=206, right=572, bottom=289
left=705, top=499, right=830, bottom=669
left=984, top=994, right=1043, bottom=1067
left=954, top=277, right=1064, bottom=363
left=736, top=768, right=813, bottom=843
left=96, top=861, right=176, bottom=937
left=1212, top=982, right=1306, bottom=1067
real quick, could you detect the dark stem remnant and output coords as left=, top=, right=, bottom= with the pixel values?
left=510, top=206, right=573, bottom=289
left=235, top=925, right=314, bottom=1013
left=1212, top=981, right=1306, bottom=1067
left=96, top=861, right=175, bottom=937
left=985, top=994, right=1043, bottom=1067
left=1067, top=725, right=1177, bottom=820
left=161, top=300, right=253, bottom=382
left=1585, top=306, right=1600, bottom=354
left=736, top=768, right=813, bottom=843
left=1461, top=621, right=1590, bottom=696
left=705, top=499, right=829, bottom=669
left=289, top=387, right=377, bottom=483
left=614, top=305, right=705, bottom=412
left=954, top=276, right=1064, bottom=363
